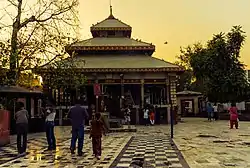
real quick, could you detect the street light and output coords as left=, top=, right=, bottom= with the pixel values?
left=164, top=41, right=174, bottom=139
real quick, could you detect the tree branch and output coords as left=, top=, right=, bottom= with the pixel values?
left=19, top=1, right=77, bottom=29
left=7, top=0, right=18, bottom=7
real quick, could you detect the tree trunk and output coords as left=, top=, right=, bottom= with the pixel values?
left=9, top=0, right=23, bottom=85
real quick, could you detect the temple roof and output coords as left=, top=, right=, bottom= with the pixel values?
left=43, top=55, right=183, bottom=72
left=91, top=6, right=131, bottom=30
left=69, top=37, right=154, bottom=47
left=91, top=17, right=131, bottom=29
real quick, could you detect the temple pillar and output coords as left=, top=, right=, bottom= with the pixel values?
left=137, top=79, right=144, bottom=125
left=95, top=79, right=99, bottom=112
left=140, top=79, right=144, bottom=108
left=166, top=77, right=170, bottom=124
left=120, top=74, right=124, bottom=109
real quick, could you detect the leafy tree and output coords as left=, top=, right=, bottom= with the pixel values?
left=35, top=52, right=87, bottom=103
left=0, top=0, right=79, bottom=85
left=176, top=26, right=249, bottom=102
left=175, top=44, right=203, bottom=92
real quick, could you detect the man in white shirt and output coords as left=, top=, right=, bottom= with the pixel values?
left=213, top=104, right=218, bottom=121
left=143, top=108, right=149, bottom=126
left=45, top=105, right=56, bottom=150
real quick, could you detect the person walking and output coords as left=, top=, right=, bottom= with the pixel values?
left=213, top=103, right=218, bottom=121
left=207, top=103, right=214, bottom=122
left=45, top=104, right=56, bottom=151
left=150, top=110, right=155, bottom=125
left=229, top=103, right=239, bottom=129
left=89, top=112, right=106, bottom=160
left=143, top=107, right=149, bottom=126
left=68, top=99, right=89, bottom=156
left=15, top=102, right=29, bottom=155
left=124, top=106, right=131, bottom=125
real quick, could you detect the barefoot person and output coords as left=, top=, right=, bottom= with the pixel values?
left=89, top=112, right=106, bottom=160
left=15, top=102, right=29, bottom=155
left=68, top=99, right=89, bottom=156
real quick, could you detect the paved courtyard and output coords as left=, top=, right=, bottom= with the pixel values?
left=0, top=126, right=186, bottom=168
left=174, top=118, right=250, bottom=168
left=1, top=118, right=250, bottom=167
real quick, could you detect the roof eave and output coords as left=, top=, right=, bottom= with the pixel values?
left=34, top=67, right=184, bottom=74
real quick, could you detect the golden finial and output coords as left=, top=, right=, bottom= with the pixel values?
left=108, top=0, right=115, bottom=19
left=110, top=0, right=113, bottom=15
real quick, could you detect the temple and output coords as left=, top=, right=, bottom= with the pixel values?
left=35, top=6, right=184, bottom=125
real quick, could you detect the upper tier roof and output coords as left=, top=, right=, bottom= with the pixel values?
left=91, top=17, right=131, bottom=29
left=69, top=37, right=154, bottom=47
left=91, top=6, right=131, bottom=30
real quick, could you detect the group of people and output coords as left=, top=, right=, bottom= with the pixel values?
left=143, top=107, right=155, bottom=126
left=14, top=99, right=107, bottom=159
left=207, top=102, right=239, bottom=129
left=206, top=103, right=220, bottom=121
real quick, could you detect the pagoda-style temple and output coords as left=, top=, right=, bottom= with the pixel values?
left=35, top=6, right=184, bottom=125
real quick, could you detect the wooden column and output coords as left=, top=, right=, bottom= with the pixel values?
left=95, top=79, right=99, bottom=112
left=166, top=78, right=170, bottom=124
left=120, top=74, right=124, bottom=109
left=137, top=79, right=144, bottom=125
left=140, top=79, right=144, bottom=108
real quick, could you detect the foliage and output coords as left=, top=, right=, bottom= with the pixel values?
left=0, top=0, right=79, bottom=85
left=176, top=25, right=249, bottom=102
left=43, top=54, right=87, bottom=89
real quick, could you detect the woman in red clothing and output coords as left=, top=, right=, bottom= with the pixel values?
left=229, top=103, right=239, bottom=129
left=150, top=111, right=155, bottom=125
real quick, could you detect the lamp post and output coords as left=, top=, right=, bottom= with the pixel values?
left=168, top=77, right=174, bottom=139
left=164, top=41, right=174, bottom=139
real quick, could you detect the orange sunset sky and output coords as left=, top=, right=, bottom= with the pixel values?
left=79, top=0, right=250, bottom=67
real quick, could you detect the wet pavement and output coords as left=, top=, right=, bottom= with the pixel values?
left=0, top=125, right=188, bottom=168
left=173, top=118, right=250, bottom=168
left=2, top=119, right=250, bottom=167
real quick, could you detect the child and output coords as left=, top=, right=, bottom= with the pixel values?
left=90, top=112, right=106, bottom=160
left=229, top=103, right=239, bottom=129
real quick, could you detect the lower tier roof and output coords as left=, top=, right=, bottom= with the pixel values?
left=40, top=55, right=183, bottom=72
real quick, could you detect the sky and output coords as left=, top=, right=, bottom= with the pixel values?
left=79, top=0, right=250, bottom=67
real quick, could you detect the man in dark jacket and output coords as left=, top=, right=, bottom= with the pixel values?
left=68, top=99, right=89, bottom=156
left=15, top=102, right=29, bottom=155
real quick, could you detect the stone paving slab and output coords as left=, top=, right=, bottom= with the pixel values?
left=0, top=137, right=70, bottom=165
left=1, top=133, right=131, bottom=168
left=173, top=118, right=250, bottom=168
left=110, top=136, right=188, bottom=168
left=0, top=125, right=188, bottom=168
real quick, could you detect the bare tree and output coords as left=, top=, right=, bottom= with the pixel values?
left=0, top=0, right=79, bottom=85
